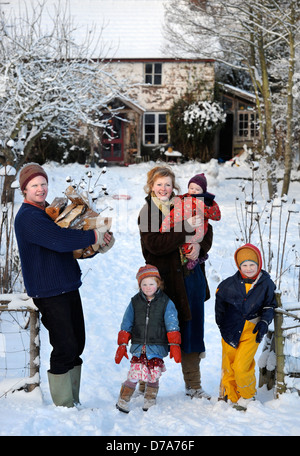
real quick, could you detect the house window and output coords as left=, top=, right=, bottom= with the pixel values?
left=144, top=113, right=168, bottom=145
left=145, top=63, right=162, bottom=85
left=238, top=111, right=259, bottom=140
left=222, top=96, right=233, bottom=111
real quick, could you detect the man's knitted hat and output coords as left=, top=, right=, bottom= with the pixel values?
left=188, top=173, right=207, bottom=193
left=136, top=264, right=161, bottom=286
left=19, top=163, right=48, bottom=192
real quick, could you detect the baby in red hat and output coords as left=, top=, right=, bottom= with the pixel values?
left=160, top=173, right=221, bottom=269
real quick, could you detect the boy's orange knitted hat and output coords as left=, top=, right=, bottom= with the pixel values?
left=234, top=243, right=262, bottom=273
left=236, top=247, right=258, bottom=266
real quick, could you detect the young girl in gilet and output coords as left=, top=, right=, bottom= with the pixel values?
left=115, top=264, right=181, bottom=413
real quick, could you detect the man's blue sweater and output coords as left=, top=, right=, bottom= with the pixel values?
left=14, top=202, right=96, bottom=298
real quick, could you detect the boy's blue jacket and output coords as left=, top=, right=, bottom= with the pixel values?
left=215, top=270, right=276, bottom=348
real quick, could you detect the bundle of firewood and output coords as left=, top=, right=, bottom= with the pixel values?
left=46, top=185, right=112, bottom=259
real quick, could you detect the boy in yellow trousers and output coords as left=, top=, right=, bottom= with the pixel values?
left=215, top=244, right=276, bottom=410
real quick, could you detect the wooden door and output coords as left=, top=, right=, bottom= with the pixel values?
left=101, top=117, right=124, bottom=162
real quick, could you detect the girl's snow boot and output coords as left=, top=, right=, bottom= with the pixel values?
left=116, top=383, right=135, bottom=413
left=143, top=384, right=159, bottom=411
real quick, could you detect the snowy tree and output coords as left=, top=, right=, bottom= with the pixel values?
left=164, top=0, right=300, bottom=198
left=180, top=100, right=226, bottom=160
left=183, top=101, right=226, bottom=134
left=0, top=0, right=129, bottom=175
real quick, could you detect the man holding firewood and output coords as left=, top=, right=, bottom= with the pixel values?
left=14, top=163, right=114, bottom=408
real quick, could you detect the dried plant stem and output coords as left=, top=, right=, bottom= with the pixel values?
left=278, top=209, right=292, bottom=290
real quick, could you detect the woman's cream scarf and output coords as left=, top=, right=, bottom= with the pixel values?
left=150, top=191, right=173, bottom=217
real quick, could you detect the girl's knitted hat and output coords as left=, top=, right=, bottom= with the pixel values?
left=188, top=173, right=207, bottom=193
left=136, top=264, right=161, bottom=285
left=19, top=163, right=48, bottom=192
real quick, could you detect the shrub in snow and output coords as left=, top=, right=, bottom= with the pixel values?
left=183, top=101, right=226, bottom=141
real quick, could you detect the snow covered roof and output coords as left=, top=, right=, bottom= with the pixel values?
left=106, top=94, right=146, bottom=113
left=219, top=83, right=256, bottom=103
left=1, top=0, right=187, bottom=60
left=91, top=0, right=168, bottom=59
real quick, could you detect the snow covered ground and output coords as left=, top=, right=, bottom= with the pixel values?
left=0, top=158, right=299, bottom=437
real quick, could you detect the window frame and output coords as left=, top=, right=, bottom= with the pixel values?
left=238, top=110, right=260, bottom=141
left=144, top=62, right=162, bottom=86
left=143, top=112, right=168, bottom=146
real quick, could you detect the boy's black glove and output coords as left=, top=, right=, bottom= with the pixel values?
left=253, top=320, right=268, bottom=343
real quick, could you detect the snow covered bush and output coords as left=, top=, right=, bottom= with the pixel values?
left=183, top=100, right=226, bottom=139
left=169, top=96, right=226, bottom=161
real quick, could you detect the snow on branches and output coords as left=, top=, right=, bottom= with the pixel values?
left=183, top=100, right=226, bottom=139
left=0, top=1, right=130, bottom=167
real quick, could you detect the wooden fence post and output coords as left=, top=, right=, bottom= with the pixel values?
left=274, top=292, right=286, bottom=397
left=0, top=295, right=41, bottom=393
left=28, top=310, right=40, bottom=392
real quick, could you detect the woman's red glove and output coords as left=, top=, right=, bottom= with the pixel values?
left=167, top=331, right=181, bottom=363
left=115, top=330, right=131, bottom=364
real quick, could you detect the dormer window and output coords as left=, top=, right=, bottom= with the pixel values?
left=145, top=63, right=162, bottom=85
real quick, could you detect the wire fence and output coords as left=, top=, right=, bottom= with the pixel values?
left=0, top=295, right=40, bottom=398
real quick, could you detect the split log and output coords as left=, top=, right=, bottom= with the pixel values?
left=71, top=208, right=99, bottom=230
left=48, top=186, right=112, bottom=259
left=45, top=197, right=68, bottom=220
left=84, top=214, right=112, bottom=231
left=73, top=214, right=112, bottom=258
left=73, top=245, right=96, bottom=259
left=56, top=204, right=85, bottom=228
left=65, top=185, right=89, bottom=205
left=52, top=202, right=77, bottom=223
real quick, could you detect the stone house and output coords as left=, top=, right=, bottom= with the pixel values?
left=80, top=0, right=216, bottom=163
left=99, top=59, right=215, bottom=163
left=48, top=0, right=215, bottom=163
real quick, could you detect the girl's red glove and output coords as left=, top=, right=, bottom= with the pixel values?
left=167, top=331, right=181, bottom=363
left=115, top=330, right=131, bottom=364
